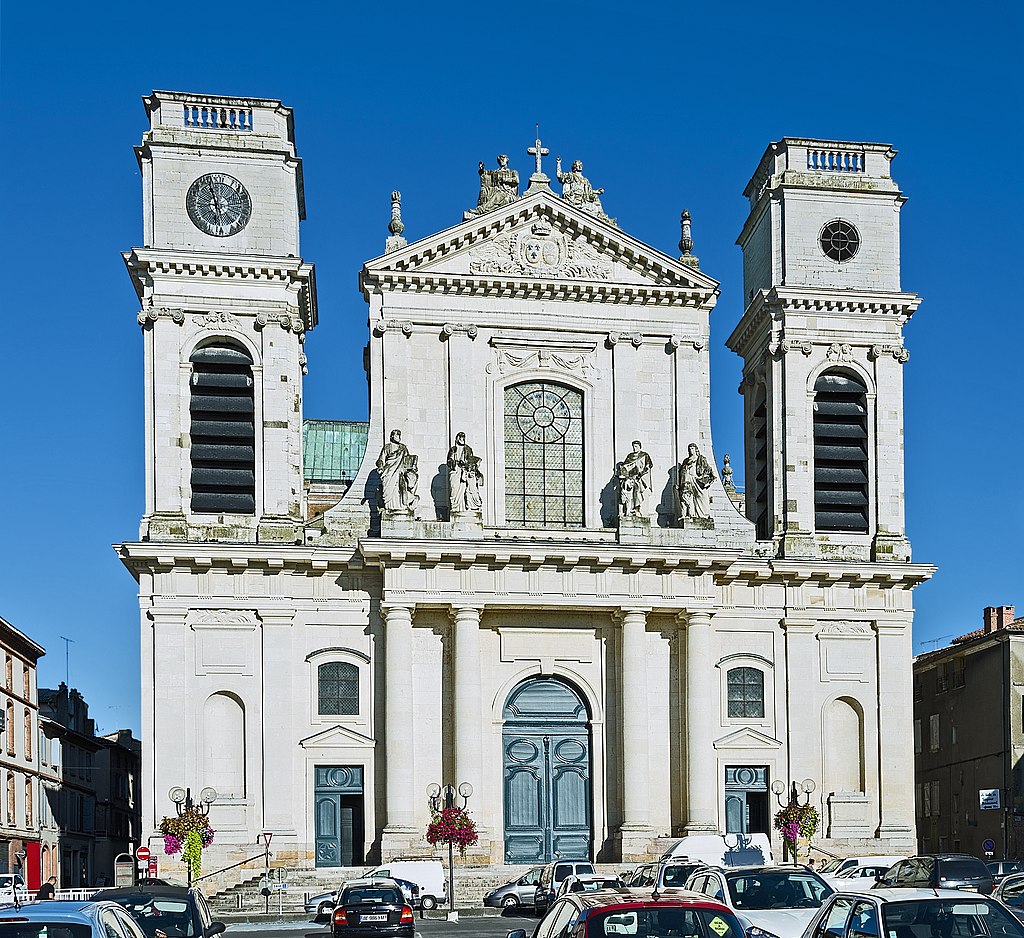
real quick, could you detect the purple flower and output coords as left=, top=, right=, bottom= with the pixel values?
left=164, top=834, right=182, bottom=855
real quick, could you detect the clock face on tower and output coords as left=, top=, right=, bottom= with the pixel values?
left=186, top=173, right=252, bottom=237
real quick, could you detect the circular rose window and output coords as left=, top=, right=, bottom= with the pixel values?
left=819, top=219, right=860, bottom=262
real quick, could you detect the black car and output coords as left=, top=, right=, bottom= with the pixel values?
left=875, top=854, right=994, bottom=894
left=92, top=884, right=226, bottom=938
left=332, top=880, right=414, bottom=938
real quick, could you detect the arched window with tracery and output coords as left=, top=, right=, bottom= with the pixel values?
left=813, top=371, right=869, bottom=532
left=318, top=662, right=359, bottom=716
left=189, top=342, right=256, bottom=514
left=727, top=667, right=765, bottom=719
left=504, top=382, right=584, bottom=527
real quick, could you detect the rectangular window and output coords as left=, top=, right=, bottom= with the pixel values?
left=932, top=781, right=941, bottom=816
left=913, top=673, right=922, bottom=700
left=726, top=667, right=765, bottom=719
left=951, top=724, right=958, bottom=746
left=23, top=667, right=30, bottom=699
left=936, top=662, right=949, bottom=693
left=914, top=719, right=922, bottom=753
left=929, top=713, right=940, bottom=751
left=953, top=656, right=966, bottom=687
left=916, top=783, right=923, bottom=817
left=923, top=784, right=932, bottom=817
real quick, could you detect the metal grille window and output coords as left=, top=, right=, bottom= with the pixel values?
left=813, top=371, right=869, bottom=532
left=727, top=667, right=765, bottom=719
left=318, top=662, right=359, bottom=716
left=504, top=382, right=584, bottom=527
left=189, top=344, right=256, bottom=514
left=749, top=386, right=770, bottom=539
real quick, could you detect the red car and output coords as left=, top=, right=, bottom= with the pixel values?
left=507, top=886, right=746, bottom=938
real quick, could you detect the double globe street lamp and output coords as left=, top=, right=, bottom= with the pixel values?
left=426, top=782, right=473, bottom=917
left=771, top=778, right=816, bottom=862
left=168, top=786, right=218, bottom=886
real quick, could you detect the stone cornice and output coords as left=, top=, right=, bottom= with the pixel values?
left=122, top=248, right=318, bottom=330
left=726, top=286, right=922, bottom=355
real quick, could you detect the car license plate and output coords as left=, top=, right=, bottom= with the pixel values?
left=361, top=914, right=388, bottom=922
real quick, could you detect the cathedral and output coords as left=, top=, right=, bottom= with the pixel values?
left=118, top=90, right=933, bottom=871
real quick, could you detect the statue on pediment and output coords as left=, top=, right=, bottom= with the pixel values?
left=467, top=154, right=520, bottom=216
left=678, top=442, right=715, bottom=521
left=617, top=440, right=653, bottom=519
left=447, top=432, right=484, bottom=514
left=376, top=429, right=420, bottom=512
left=556, top=157, right=611, bottom=222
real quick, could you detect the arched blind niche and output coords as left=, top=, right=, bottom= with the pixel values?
left=813, top=371, right=868, bottom=532
left=189, top=343, right=256, bottom=514
left=203, top=692, right=246, bottom=797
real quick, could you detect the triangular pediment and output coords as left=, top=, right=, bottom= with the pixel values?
left=362, top=188, right=718, bottom=302
left=300, top=723, right=375, bottom=749
left=713, top=727, right=783, bottom=750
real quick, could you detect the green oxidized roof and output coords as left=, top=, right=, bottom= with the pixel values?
left=303, top=420, right=368, bottom=483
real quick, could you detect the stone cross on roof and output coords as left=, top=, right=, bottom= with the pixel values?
left=526, top=125, right=551, bottom=193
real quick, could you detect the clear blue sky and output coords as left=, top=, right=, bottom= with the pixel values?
left=2, top=1, right=1021, bottom=733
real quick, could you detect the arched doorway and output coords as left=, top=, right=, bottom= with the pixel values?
left=502, top=677, right=591, bottom=863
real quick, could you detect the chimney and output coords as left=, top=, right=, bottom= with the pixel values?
left=984, top=605, right=1015, bottom=633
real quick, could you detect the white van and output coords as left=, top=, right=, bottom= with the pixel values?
left=0, top=873, right=29, bottom=905
left=662, top=833, right=775, bottom=868
left=365, top=860, right=447, bottom=910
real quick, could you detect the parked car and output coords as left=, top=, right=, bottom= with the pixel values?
left=331, top=879, right=414, bottom=938
left=92, top=884, right=226, bottom=938
left=656, top=861, right=702, bottom=891
left=626, top=864, right=658, bottom=888
left=994, top=872, right=1024, bottom=922
left=0, top=874, right=29, bottom=906
left=306, top=878, right=419, bottom=918
left=535, top=861, right=596, bottom=915
left=815, top=855, right=905, bottom=884
left=0, top=900, right=151, bottom=938
left=556, top=874, right=624, bottom=898
left=821, top=864, right=895, bottom=890
left=875, top=854, right=994, bottom=894
left=990, top=861, right=1024, bottom=885
left=685, top=864, right=833, bottom=938
left=363, top=861, right=446, bottom=911
left=483, top=867, right=544, bottom=911
left=799, top=886, right=1024, bottom=938
left=507, top=886, right=746, bottom=938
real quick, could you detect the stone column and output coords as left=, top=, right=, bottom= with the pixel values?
left=618, top=608, right=654, bottom=858
left=875, top=617, right=916, bottom=848
left=451, top=605, right=484, bottom=805
left=682, top=609, right=718, bottom=834
left=381, top=603, right=418, bottom=854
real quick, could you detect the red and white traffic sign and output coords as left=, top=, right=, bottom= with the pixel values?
left=136, top=846, right=151, bottom=862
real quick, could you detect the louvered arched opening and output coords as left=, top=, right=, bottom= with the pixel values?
left=813, top=371, right=868, bottom=532
left=750, top=386, right=770, bottom=539
left=190, top=343, right=256, bottom=514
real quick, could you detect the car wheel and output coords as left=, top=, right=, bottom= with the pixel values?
left=319, top=902, right=333, bottom=918
left=502, top=895, right=519, bottom=910
left=421, top=895, right=437, bottom=910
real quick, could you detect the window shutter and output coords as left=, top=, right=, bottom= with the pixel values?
left=813, top=372, right=868, bottom=532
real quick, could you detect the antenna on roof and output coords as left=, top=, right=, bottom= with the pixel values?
left=60, top=635, right=75, bottom=685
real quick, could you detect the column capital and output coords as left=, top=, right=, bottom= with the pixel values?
left=448, top=604, right=484, bottom=623
left=780, top=616, right=817, bottom=633
left=613, top=607, right=650, bottom=625
left=676, top=607, right=714, bottom=627
left=380, top=602, right=416, bottom=623
left=873, top=618, right=912, bottom=635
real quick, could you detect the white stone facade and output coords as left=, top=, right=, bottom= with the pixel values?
left=119, top=94, right=931, bottom=872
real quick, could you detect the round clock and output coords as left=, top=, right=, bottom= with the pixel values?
left=186, top=173, right=252, bottom=237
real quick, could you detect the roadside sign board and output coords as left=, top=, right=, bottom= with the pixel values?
left=984, top=838, right=996, bottom=852
left=114, top=854, right=134, bottom=887
left=980, top=789, right=1001, bottom=811
left=136, top=846, right=151, bottom=862
left=148, top=858, right=158, bottom=877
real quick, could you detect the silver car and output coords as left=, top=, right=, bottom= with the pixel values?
left=0, top=900, right=151, bottom=938
left=483, top=867, right=544, bottom=910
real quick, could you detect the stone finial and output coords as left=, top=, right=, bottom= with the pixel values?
left=385, top=190, right=407, bottom=254
left=526, top=126, right=551, bottom=194
left=678, top=209, right=700, bottom=268
left=722, top=453, right=735, bottom=492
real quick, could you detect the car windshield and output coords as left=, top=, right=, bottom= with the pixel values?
left=112, top=897, right=194, bottom=937
left=939, top=860, right=989, bottom=880
left=589, top=907, right=744, bottom=938
left=726, top=872, right=832, bottom=910
left=342, top=888, right=402, bottom=905
left=662, top=865, right=698, bottom=887
left=817, top=859, right=843, bottom=874
left=882, top=899, right=1024, bottom=936
left=0, top=926, right=93, bottom=938
left=577, top=880, right=620, bottom=891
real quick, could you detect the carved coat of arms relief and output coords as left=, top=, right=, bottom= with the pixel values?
left=468, top=221, right=612, bottom=280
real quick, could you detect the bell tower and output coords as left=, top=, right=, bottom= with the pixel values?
left=123, top=91, right=317, bottom=543
left=728, top=138, right=922, bottom=561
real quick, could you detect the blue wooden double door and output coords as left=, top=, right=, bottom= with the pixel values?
left=503, top=678, right=592, bottom=863
left=315, top=765, right=365, bottom=867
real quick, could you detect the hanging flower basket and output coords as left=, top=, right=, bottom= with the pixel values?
left=426, top=806, right=478, bottom=856
left=159, top=808, right=215, bottom=880
left=773, top=803, right=819, bottom=863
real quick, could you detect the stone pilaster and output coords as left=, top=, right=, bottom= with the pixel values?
left=682, top=609, right=718, bottom=834
left=875, top=618, right=917, bottom=847
left=616, top=608, right=654, bottom=858
left=381, top=603, right=419, bottom=856
left=780, top=617, right=819, bottom=786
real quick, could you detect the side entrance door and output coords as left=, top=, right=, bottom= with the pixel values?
left=503, top=678, right=591, bottom=863
left=724, top=765, right=769, bottom=835
left=314, top=765, right=364, bottom=867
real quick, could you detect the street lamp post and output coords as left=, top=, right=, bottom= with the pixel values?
left=427, top=782, right=473, bottom=918
left=167, top=786, right=217, bottom=887
left=258, top=832, right=273, bottom=914
left=771, top=778, right=816, bottom=862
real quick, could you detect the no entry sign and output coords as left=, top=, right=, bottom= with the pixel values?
left=136, top=846, right=151, bottom=862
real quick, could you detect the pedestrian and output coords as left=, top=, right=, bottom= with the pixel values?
left=807, top=858, right=816, bottom=871
left=36, top=876, right=56, bottom=900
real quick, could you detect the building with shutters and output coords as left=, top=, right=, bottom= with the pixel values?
left=117, top=91, right=933, bottom=871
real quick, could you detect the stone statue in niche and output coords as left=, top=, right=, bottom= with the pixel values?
left=678, top=442, right=715, bottom=520
left=447, top=432, right=484, bottom=514
left=376, top=429, right=420, bottom=512
left=722, top=453, right=735, bottom=491
left=617, top=441, right=653, bottom=519
left=556, top=157, right=610, bottom=221
left=468, top=155, right=520, bottom=215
